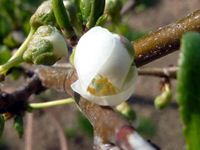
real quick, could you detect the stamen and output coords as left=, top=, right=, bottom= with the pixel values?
left=87, top=75, right=118, bottom=96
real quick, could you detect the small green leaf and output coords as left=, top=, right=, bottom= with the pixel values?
left=80, top=0, right=92, bottom=25
left=65, top=1, right=83, bottom=37
left=177, top=32, right=200, bottom=150
left=14, top=115, right=24, bottom=138
left=0, top=115, right=5, bottom=137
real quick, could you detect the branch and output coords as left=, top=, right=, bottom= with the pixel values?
left=25, top=113, right=33, bottom=150
left=36, top=66, right=159, bottom=149
left=134, top=9, right=200, bottom=67
left=138, top=66, right=178, bottom=79
left=120, top=0, right=137, bottom=16
left=47, top=110, right=69, bottom=150
left=0, top=9, right=199, bottom=149
left=0, top=75, right=45, bottom=113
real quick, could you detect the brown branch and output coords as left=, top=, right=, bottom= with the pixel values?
left=120, top=0, right=137, bottom=16
left=25, top=113, right=33, bottom=150
left=47, top=110, right=68, bottom=150
left=138, top=66, right=178, bottom=79
left=0, top=9, right=200, bottom=150
left=134, top=9, right=200, bottom=67
left=0, top=75, right=45, bottom=114
left=36, top=66, right=159, bottom=150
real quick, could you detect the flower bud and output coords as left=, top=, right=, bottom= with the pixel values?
left=154, top=83, right=172, bottom=109
left=71, top=26, right=137, bottom=106
left=30, top=0, right=55, bottom=29
left=23, top=25, right=68, bottom=65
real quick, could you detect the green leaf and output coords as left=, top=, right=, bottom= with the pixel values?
left=86, top=0, right=105, bottom=29
left=14, top=115, right=24, bottom=138
left=177, top=32, right=200, bottom=150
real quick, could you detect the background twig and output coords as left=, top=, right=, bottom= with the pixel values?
left=138, top=66, right=178, bottom=79
left=25, top=113, right=33, bottom=150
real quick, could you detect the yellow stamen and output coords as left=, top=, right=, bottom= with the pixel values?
left=87, top=75, right=118, bottom=96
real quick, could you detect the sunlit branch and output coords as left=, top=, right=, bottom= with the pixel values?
left=134, top=9, right=200, bottom=67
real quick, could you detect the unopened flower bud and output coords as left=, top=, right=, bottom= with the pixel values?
left=71, top=26, right=137, bottom=106
left=30, top=0, right=55, bottom=29
left=23, top=25, right=68, bottom=65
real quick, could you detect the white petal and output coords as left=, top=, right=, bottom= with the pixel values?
left=74, top=26, right=115, bottom=90
left=98, top=35, right=132, bottom=89
left=44, top=28, right=68, bottom=58
left=71, top=66, right=137, bottom=106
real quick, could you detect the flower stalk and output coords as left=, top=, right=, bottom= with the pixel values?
left=29, top=98, right=74, bottom=109
left=0, top=28, right=35, bottom=75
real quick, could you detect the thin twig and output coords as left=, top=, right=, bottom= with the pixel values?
left=47, top=110, right=68, bottom=150
left=24, top=112, right=33, bottom=150
left=120, top=0, right=137, bottom=16
left=138, top=66, right=178, bottom=79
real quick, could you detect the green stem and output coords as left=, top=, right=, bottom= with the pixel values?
left=29, top=98, right=74, bottom=109
left=0, top=28, right=35, bottom=75
left=10, top=28, right=35, bottom=61
left=52, top=0, right=74, bottom=38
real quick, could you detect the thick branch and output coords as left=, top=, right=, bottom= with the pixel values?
left=134, top=9, right=200, bottom=66
left=36, top=66, right=159, bottom=149
left=0, top=76, right=45, bottom=113
left=1, top=9, right=200, bottom=150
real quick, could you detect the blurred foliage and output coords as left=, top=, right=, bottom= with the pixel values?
left=76, top=112, right=93, bottom=137
left=0, top=116, right=4, bottom=137
left=135, top=0, right=159, bottom=12
left=0, top=46, right=11, bottom=65
left=136, top=117, right=156, bottom=138
left=0, top=0, right=43, bottom=44
left=0, top=139, right=9, bottom=150
left=65, top=112, right=93, bottom=140
left=115, top=23, right=145, bottom=41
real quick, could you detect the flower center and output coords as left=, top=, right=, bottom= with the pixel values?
left=87, top=75, right=118, bottom=96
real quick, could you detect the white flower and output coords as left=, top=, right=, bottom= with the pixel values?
left=71, top=26, right=137, bottom=106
